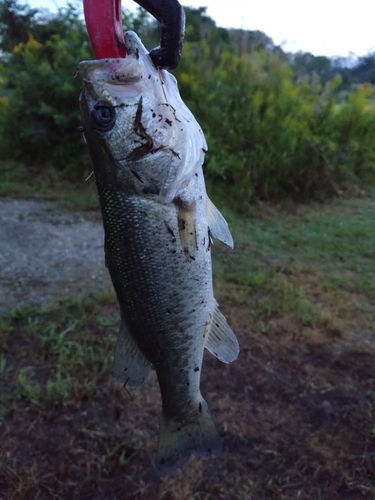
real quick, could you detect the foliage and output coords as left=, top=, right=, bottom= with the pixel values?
left=0, top=1, right=375, bottom=202
left=175, top=43, right=375, bottom=203
left=291, top=52, right=335, bottom=85
left=347, top=51, right=375, bottom=85
left=0, top=0, right=37, bottom=52
left=0, top=2, right=92, bottom=177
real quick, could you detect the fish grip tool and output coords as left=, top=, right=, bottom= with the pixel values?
left=83, top=0, right=126, bottom=59
left=82, top=0, right=185, bottom=68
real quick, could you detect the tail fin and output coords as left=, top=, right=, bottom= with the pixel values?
left=156, top=397, right=222, bottom=476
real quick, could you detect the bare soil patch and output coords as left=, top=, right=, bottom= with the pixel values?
left=0, top=198, right=110, bottom=313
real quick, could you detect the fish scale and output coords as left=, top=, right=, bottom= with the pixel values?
left=99, top=173, right=212, bottom=359
left=100, top=181, right=211, bottom=424
left=79, top=30, right=239, bottom=475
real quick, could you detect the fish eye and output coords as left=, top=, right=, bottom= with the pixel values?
left=92, top=103, right=116, bottom=132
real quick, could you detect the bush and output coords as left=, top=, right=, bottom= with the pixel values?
left=174, top=45, right=375, bottom=204
left=323, top=85, right=375, bottom=184
left=0, top=3, right=91, bottom=178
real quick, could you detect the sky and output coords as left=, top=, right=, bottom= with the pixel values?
left=28, top=0, right=375, bottom=58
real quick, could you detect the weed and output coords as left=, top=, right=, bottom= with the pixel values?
left=0, top=355, right=6, bottom=377
left=37, top=322, right=82, bottom=360
left=46, top=369, right=94, bottom=403
left=15, top=367, right=41, bottom=405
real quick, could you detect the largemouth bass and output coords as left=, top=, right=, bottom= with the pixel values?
left=78, top=31, right=239, bottom=475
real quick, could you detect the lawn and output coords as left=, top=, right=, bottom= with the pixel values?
left=1, top=191, right=374, bottom=499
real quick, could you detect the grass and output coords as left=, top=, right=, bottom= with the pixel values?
left=213, top=195, right=375, bottom=336
left=1, top=185, right=375, bottom=498
left=0, top=161, right=99, bottom=212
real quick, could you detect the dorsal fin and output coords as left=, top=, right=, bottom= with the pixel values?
left=205, top=304, right=239, bottom=363
left=206, top=197, right=234, bottom=248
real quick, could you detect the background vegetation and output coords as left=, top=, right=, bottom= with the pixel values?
left=1, top=0, right=375, bottom=204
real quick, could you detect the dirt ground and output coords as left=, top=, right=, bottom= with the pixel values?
left=0, top=198, right=111, bottom=313
left=1, top=198, right=375, bottom=499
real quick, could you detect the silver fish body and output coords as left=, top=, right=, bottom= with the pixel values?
left=78, top=31, right=239, bottom=475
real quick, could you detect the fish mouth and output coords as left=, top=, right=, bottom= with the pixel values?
left=78, top=57, right=144, bottom=103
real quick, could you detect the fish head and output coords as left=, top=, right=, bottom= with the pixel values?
left=79, top=31, right=207, bottom=202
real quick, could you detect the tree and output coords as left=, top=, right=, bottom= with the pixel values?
left=0, top=0, right=37, bottom=53
left=351, top=53, right=375, bottom=85
left=291, top=51, right=334, bottom=85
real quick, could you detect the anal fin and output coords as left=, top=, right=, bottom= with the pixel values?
left=205, top=304, right=239, bottom=363
left=113, top=319, right=151, bottom=388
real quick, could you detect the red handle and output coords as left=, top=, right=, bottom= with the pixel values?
left=83, top=0, right=126, bottom=59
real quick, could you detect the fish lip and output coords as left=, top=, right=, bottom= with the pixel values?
left=78, top=58, right=142, bottom=86
left=78, top=58, right=144, bottom=103
left=77, top=32, right=151, bottom=92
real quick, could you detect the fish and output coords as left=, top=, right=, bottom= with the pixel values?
left=78, top=31, right=239, bottom=475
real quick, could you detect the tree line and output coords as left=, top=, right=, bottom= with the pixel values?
left=1, top=0, right=374, bottom=204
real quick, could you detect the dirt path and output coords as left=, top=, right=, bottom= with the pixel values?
left=0, top=198, right=111, bottom=313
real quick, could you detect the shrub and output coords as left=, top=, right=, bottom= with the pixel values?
left=175, top=46, right=375, bottom=204
left=0, top=4, right=91, bottom=178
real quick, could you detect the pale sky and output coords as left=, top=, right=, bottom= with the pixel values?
left=28, top=0, right=375, bottom=58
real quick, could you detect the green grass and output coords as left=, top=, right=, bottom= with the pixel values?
left=0, top=160, right=99, bottom=212
left=213, top=194, right=375, bottom=338
left=217, top=195, right=375, bottom=277
left=1, top=291, right=118, bottom=413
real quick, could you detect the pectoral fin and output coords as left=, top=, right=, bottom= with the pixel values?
left=205, top=304, right=239, bottom=363
left=113, top=320, right=151, bottom=388
left=206, top=198, right=234, bottom=248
